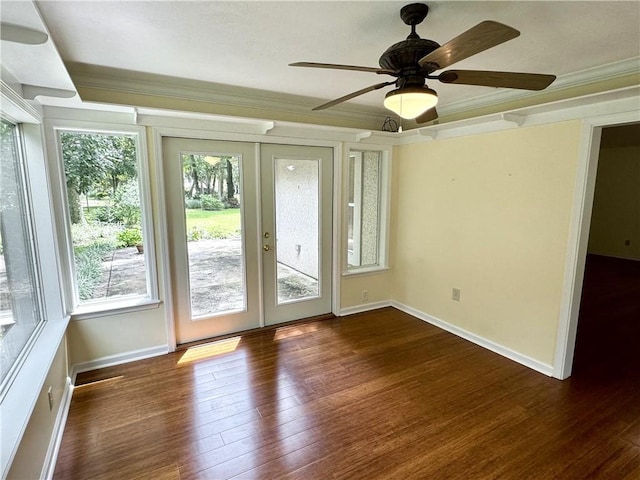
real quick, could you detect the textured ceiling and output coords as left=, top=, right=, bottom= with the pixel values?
left=33, top=1, right=640, bottom=112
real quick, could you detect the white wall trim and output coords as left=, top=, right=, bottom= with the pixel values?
left=136, top=85, right=639, bottom=149
left=151, top=129, right=177, bottom=352
left=141, top=111, right=390, bottom=145
left=392, top=302, right=555, bottom=377
left=331, top=142, right=344, bottom=318
left=43, top=84, right=639, bottom=152
left=339, top=301, right=393, bottom=317
left=41, top=377, right=73, bottom=480
left=69, top=345, right=169, bottom=384
left=1, top=79, right=43, bottom=123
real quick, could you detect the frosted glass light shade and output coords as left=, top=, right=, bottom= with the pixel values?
left=383, top=87, right=438, bottom=119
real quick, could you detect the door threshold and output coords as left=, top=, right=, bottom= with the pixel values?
left=176, top=312, right=336, bottom=351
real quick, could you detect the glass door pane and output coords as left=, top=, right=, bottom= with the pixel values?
left=181, top=154, right=244, bottom=318
left=274, top=157, right=320, bottom=304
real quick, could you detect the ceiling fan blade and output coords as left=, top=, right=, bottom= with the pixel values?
left=439, top=70, right=556, bottom=90
left=416, top=107, right=438, bottom=124
left=312, top=81, right=395, bottom=111
left=290, top=62, right=397, bottom=76
left=419, top=21, right=520, bottom=70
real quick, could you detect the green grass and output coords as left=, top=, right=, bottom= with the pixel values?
left=185, top=208, right=241, bottom=240
left=74, top=242, right=114, bottom=300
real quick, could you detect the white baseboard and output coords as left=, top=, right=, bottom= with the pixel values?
left=70, top=345, right=169, bottom=384
left=41, top=376, right=73, bottom=480
left=391, top=301, right=555, bottom=377
left=339, top=300, right=392, bottom=317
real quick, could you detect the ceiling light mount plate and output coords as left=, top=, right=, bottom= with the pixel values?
left=400, top=3, right=429, bottom=27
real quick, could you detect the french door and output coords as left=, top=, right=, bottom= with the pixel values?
left=260, top=144, right=333, bottom=325
left=163, top=137, right=332, bottom=344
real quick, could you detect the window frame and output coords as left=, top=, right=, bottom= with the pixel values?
left=342, top=144, right=391, bottom=276
left=45, top=120, right=159, bottom=318
left=0, top=119, right=46, bottom=393
left=0, top=99, right=68, bottom=478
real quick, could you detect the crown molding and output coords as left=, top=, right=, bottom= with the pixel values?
left=66, top=57, right=639, bottom=133
left=438, top=57, right=640, bottom=118
left=395, top=85, right=640, bottom=145
left=67, top=63, right=391, bottom=131
left=43, top=83, right=638, bottom=149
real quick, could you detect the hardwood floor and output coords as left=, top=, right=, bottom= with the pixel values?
left=55, top=270, right=640, bottom=479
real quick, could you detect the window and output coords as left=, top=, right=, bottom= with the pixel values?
left=345, top=148, right=390, bottom=272
left=0, top=120, right=43, bottom=390
left=54, top=126, right=156, bottom=314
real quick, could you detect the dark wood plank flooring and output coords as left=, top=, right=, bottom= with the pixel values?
left=54, top=259, right=640, bottom=479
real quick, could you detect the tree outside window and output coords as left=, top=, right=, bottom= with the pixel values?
left=59, top=131, right=148, bottom=304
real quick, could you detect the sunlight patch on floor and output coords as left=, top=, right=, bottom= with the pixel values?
left=177, top=337, right=241, bottom=364
left=274, top=323, right=319, bottom=340
left=74, top=375, right=124, bottom=389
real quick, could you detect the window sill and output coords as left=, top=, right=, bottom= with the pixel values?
left=342, top=266, right=391, bottom=277
left=71, top=297, right=162, bottom=321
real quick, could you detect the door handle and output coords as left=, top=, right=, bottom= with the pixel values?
left=263, top=245, right=271, bottom=252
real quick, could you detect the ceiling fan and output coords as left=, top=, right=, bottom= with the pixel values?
left=290, top=3, right=556, bottom=124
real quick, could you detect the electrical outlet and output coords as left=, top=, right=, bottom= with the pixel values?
left=452, top=288, right=461, bottom=302
left=47, top=386, right=54, bottom=411
left=361, top=290, right=369, bottom=302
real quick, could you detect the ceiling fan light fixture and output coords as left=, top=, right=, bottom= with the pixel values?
left=383, top=86, right=438, bottom=119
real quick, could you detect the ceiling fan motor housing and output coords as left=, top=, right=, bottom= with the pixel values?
left=379, top=38, right=440, bottom=78
left=380, top=3, right=440, bottom=81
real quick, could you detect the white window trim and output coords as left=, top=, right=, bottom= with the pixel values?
left=44, top=119, right=159, bottom=317
left=342, top=144, right=392, bottom=276
left=0, top=92, right=68, bottom=478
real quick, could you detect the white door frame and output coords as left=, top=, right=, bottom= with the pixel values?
left=152, top=127, right=342, bottom=351
left=553, top=110, right=640, bottom=379
left=162, top=137, right=262, bottom=344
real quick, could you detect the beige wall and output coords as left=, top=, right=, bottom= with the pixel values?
left=66, top=307, right=167, bottom=366
left=588, top=143, right=640, bottom=260
left=340, top=271, right=394, bottom=308
left=392, top=121, right=583, bottom=365
left=8, top=337, right=68, bottom=480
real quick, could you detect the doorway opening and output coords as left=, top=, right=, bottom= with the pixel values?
left=571, top=123, right=640, bottom=379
